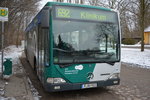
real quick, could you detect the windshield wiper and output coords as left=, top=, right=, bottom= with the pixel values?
left=53, top=48, right=73, bottom=53
left=102, top=61, right=115, bottom=66
left=87, top=51, right=114, bottom=59
left=59, top=56, right=80, bottom=68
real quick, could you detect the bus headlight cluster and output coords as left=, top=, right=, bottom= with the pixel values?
left=47, top=78, right=66, bottom=84
left=109, top=73, right=120, bottom=79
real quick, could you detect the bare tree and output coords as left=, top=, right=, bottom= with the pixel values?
left=127, top=0, right=149, bottom=51
left=56, top=0, right=64, bottom=2
left=65, top=0, right=84, bottom=4
left=0, top=0, right=41, bottom=47
left=88, top=0, right=100, bottom=6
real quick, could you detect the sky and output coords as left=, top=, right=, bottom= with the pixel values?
left=39, top=0, right=53, bottom=9
left=39, top=0, right=89, bottom=9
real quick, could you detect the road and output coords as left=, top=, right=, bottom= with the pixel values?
left=111, top=63, right=150, bottom=100
left=20, top=58, right=150, bottom=100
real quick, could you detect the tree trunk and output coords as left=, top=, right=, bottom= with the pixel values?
left=140, top=0, right=145, bottom=51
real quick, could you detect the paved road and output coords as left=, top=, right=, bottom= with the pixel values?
left=21, top=58, right=150, bottom=100
left=111, top=63, right=150, bottom=100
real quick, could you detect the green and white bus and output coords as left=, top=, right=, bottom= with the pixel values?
left=25, top=2, right=121, bottom=92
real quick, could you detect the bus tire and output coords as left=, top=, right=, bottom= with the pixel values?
left=34, top=57, right=37, bottom=72
left=26, top=51, right=29, bottom=62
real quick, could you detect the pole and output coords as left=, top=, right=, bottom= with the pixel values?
left=1, top=21, right=4, bottom=78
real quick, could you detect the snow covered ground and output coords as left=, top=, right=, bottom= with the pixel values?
left=0, top=45, right=23, bottom=72
left=0, top=45, right=40, bottom=100
left=121, top=48, right=150, bottom=69
left=122, top=44, right=150, bottom=48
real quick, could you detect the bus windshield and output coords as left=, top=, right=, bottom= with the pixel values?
left=53, top=19, right=120, bottom=64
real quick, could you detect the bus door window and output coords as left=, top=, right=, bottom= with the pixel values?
left=44, top=29, right=49, bottom=67
left=38, top=25, right=43, bottom=80
left=40, top=28, right=49, bottom=83
left=40, top=29, right=45, bottom=82
left=37, top=25, right=40, bottom=77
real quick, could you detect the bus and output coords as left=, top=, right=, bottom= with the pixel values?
left=25, top=2, right=121, bottom=92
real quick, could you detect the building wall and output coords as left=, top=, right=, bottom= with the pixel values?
left=144, top=32, right=150, bottom=44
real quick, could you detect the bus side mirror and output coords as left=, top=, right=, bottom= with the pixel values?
left=41, top=9, right=49, bottom=28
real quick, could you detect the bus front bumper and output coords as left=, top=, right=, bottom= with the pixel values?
left=44, top=78, right=120, bottom=92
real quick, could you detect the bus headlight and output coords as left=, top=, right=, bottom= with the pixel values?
left=47, top=78, right=66, bottom=84
left=108, top=73, right=120, bottom=79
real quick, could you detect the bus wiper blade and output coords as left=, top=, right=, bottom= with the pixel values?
left=59, top=58, right=80, bottom=68
left=53, top=48, right=73, bottom=53
left=106, top=62, right=115, bottom=66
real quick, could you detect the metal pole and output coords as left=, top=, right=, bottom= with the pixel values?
left=1, top=21, right=4, bottom=78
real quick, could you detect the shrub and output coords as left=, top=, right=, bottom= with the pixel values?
left=122, top=38, right=136, bottom=45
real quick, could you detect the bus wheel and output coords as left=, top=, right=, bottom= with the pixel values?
left=25, top=50, right=29, bottom=62
left=34, top=57, right=37, bottom=73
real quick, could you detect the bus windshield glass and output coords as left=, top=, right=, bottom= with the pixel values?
left=53, top=6, right=120, bottom=64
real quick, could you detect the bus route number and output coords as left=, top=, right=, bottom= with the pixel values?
left=57, top=8, right=70, bottom=18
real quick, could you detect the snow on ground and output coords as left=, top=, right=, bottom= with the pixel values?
left=0, top=45, right=40, bottom=100
left=0, top=97, right=16, bottom=100
left=121, top=44, right=150, bottom=47
left=121, top=48, right=150, bottom=69
left=0, top=45, right=23, bottom=100
left=0, top=45, right=23, bottom=72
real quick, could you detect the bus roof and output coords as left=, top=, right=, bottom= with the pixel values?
left=45, top=2, right=112, bottom=11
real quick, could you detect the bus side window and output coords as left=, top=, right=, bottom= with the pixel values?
left=44, top=29, right=50, bottom=67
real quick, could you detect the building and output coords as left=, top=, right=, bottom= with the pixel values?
left=144, top=26, right=150, bottom=44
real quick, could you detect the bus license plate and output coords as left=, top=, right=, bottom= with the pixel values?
left=82, top=83, right=97, bottom=89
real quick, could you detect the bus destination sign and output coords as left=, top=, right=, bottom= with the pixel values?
left=54, top=6, right=117, bottom=23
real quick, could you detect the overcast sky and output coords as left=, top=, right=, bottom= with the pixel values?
left=39, top=0, right=53, bottom=9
